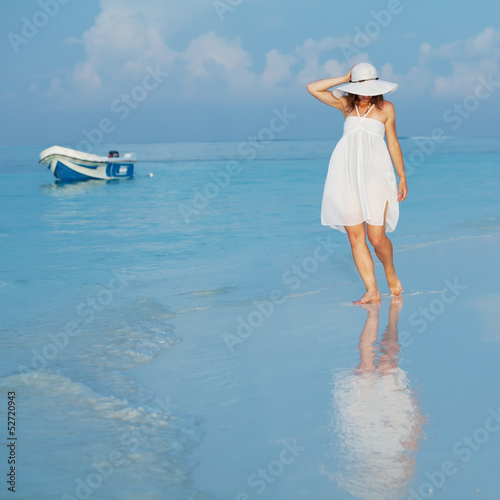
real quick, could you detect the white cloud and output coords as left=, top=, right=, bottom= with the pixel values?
left=419, top=40, right=462, bottom=61
left=418, top=27, right=500, bottom=99
left=293, top=36, right=351, bottom=87
left=94, top=0, right=210, bottom=39
left=374, top=28, right=500, bottom=101
left=260, top=49, right=297, bottom=89
left=72, top=61, right=103, bottom=93
left=182, top=31, right=256, bottom=93
left=50, top=0, right=211, bottom=104
left=378, top=62, right=434, bottom=99
left=44, top=0, right=500, bottom=110
left=295, top=36, right=345, bottom=59
left=464, top=27, right=500, bottom=58
left=67, top=1, right=181, bottom=97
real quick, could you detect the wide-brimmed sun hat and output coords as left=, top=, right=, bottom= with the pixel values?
left=334, top=63, right=398, bottom=96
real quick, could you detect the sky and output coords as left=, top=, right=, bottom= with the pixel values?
left=2, top=0, right=500, bottom=147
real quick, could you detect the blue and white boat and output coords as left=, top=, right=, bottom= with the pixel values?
left=39, top=146, right=136, bottom=182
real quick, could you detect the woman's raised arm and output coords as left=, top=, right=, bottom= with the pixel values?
left=306, top=68, right=352, bottom=109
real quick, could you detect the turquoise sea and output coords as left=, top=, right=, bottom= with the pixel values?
left=1, top=137, right=500, bottom=499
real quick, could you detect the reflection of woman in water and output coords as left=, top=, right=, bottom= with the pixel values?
left=328, top=298, right=425, bottom=500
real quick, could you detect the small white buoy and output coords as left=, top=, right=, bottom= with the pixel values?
left=149, top=173, right=154, bottom=177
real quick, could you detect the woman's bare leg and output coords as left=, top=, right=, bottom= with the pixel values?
left=366, top=205, right=402, bottom=295
left=345, top=223, right=381, bottom=304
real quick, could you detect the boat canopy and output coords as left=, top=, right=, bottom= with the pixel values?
left=39, top=146, right=135, bottom=164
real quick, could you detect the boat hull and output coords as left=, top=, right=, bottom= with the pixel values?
left=39, top=146, right=135, bottom=182
left=50, top=157, right=133, bottom=182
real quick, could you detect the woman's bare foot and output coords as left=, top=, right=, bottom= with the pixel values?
left=385, top=266, right=403, bottom=295
left=388, top=278, right=403, bottom=296
left=353, top=289, right=381, bottom=305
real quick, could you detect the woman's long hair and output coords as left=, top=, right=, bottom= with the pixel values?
left=344, top=93, right=383, bottom=114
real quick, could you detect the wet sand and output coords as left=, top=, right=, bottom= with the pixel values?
left=129, top=232, right=500, bottom=499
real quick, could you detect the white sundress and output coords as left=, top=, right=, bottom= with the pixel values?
left=321, top=104, right=399, bottom=233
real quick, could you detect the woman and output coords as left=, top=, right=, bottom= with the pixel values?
left=307, top=63, right=408, bottom=304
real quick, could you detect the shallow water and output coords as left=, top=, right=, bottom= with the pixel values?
left=1, top=138, right=500, bottom=499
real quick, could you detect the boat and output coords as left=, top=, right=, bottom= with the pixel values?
left=39, top=146, right=136, bottom=182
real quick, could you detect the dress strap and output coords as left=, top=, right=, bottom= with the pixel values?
left=364, top=104, right=375, bottom=118
left=355, top=103, right=375, bottom=118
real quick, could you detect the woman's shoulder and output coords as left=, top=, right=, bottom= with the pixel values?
left=380, top=99, right=394, bottom=110
left=380, top=99, right=396, bottom=119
